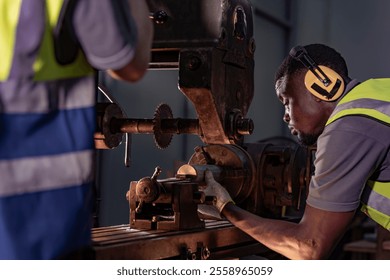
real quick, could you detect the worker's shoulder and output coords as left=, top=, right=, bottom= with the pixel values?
left=325, top=115, right=389, bottom=145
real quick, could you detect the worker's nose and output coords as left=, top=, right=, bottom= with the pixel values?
left=283, top=113, right=290, bottom=124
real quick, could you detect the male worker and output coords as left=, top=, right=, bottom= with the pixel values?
left=0, top=0, right=153, bottom=259
left=204, top=43, right=390, bottom=259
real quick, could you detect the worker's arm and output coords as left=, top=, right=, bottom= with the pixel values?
left=107, top=0, right=153, bottom=82
left=222, top=202, right=355, bottom=259
left=204, top=171, right=355, bottom=260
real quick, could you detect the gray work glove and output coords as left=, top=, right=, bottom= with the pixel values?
left=197, top=170, right=234, bottom=220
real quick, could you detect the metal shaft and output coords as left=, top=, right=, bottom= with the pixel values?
left=111, top=118, right=201, bottom=135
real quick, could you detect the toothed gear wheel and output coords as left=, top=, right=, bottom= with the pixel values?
left=153, top=103, right=173, bottom=149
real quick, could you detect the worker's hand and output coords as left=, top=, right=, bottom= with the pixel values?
left=203, top=170, right=234, bottom=213
left=197, top=171, right=234, bottom=220
left=197, top=204, right=222, bottom=220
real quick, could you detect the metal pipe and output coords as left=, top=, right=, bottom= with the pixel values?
left=161, top=118, right=200, bottom=135
left=115, top=119, right=155, bottom=134
left=111, top=118, right=201, bottom=135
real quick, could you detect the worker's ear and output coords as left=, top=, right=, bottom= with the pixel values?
left=290, top=45, right=345, bottom=102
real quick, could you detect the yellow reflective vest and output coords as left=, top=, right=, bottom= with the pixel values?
left=0, top=0, right=96, bottom=259
left=326, top=79, right=390, bottom=230
left=0, top=0, right=94, bottom=82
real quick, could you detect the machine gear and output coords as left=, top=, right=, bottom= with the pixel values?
left=153, top=103, right=174, bottom=149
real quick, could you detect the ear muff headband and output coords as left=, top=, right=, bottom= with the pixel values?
left=290, top=46, right=345, bottom=102
left=304, top=65, right=344, bottom=101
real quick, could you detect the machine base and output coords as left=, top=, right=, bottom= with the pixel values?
left=92, top=220, right=270, bottom=260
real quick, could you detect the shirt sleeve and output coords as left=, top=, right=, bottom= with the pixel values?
left=306, top=116, right=387, bottom=212
left=72, top=0, right=138, bottom=70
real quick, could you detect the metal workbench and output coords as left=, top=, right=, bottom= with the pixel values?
left=92, top=220, right=270, bottom=260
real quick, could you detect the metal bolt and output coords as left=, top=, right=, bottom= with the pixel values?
left=149, top=11, right=168, bottom=24
left=202, top=247, right=211, bottom=259
left=186, top=56, right=201, bottom=71
left=237, top=118, right=254, bottom=135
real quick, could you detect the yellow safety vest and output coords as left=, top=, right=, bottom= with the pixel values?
left=0, top=0, right=94, bottom=81
left=0, top=0, right=96, bottom=259
left=326, top=79, right=390, bottom=230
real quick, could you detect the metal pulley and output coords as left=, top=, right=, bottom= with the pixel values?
left=95, top=102, right=125, bottom=150
left=183, top=144, right=256, bottom=204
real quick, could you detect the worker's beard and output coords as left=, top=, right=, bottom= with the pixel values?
left=297, top=132, right=319, bottom=147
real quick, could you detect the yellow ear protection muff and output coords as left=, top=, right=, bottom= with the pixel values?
left=289, top=46, right=345, bottom=102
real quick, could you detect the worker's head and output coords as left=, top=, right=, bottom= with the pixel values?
left=274, top=43, right=351, bottom=146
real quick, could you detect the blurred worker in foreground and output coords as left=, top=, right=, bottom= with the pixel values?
left=203, top=43, right=390, bottom=259
left=0, top=0, right=153, bottom=259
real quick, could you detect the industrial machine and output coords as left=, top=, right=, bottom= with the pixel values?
left=92, top=0, right=313, bottom=259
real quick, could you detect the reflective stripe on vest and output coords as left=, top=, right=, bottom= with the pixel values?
left=325, top=79, right=390, bottom=230
left=0, top=0, right=94, bottom=82
left=361, top=181, right=390, bottom=230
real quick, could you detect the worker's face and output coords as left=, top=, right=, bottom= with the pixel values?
left=275, top=73, right=332, bottom=146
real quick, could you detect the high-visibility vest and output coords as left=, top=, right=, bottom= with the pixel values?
left=326, top=78, right=390, bottom=230
left=0, top=0, right=96, bottom=259
left=0, top=0, right=94, bottom=81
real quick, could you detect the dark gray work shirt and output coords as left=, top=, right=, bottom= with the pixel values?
left=73, top=0, right=137, bottom=70
left=307, top=80, right=390, bottom=212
